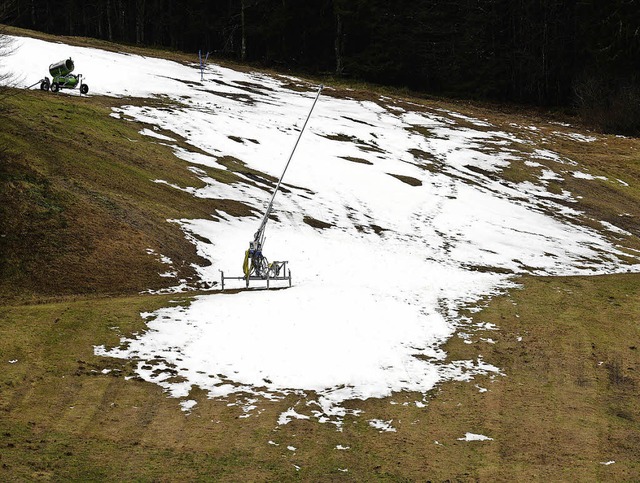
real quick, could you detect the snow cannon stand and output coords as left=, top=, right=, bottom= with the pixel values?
left=218, top=84, right=323, bottom=292
left=219, top=240, right=291, bottom=290
left=40, top=58, right=89, bottom=94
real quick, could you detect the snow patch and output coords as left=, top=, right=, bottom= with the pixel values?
left=369, top=419, right=397, bottom=433
left=458, top=432, right=493, bottom=441
left=180, top=399, right=197, bottom=412
left=278, top=407, right=311, bottom=425
left=139, top=128, right=176, bottom=142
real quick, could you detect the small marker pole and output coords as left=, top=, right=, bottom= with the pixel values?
left=199, top=50, right=211, bottom=82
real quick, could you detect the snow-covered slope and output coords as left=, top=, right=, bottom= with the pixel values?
left=4, top=35, right=638, bottom=425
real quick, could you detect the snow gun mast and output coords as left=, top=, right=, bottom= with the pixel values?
left=220, top=84, right=323, bottom=290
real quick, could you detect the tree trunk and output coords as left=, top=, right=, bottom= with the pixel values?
left=241, top=0, right=247, bottom=61
left=335, top=11, right=344, bottom=75
left=136, top=0, right=145, bottom=45
left=117, top=0, right=125, bottom=40
left=106, top=0, right=113, bottom=41
left=30, top=0, right=36, bottom=27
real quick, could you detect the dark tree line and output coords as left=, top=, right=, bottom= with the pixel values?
left=3, top=0, right=640, bottom=133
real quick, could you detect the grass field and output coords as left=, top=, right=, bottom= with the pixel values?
left=1, top=27, right=640, bottom=481
left=1, top=276, right=638, bottom=480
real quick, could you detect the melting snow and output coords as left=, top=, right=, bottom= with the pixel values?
left=553, top=131, right=597, bottom=143
left=369, top=419, right=397, bottom=433
left=139, top=128, right=176, bottom=142
left=572, top=171, right=607, bottom=181
left=5, top=35, right=640, bottom=426
left=180, top=399, right=197, bottom=412
left=458, top=432, right=493, bottom=441
left=278, top=407, right=311, bottom=425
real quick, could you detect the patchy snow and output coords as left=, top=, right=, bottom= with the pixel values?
left=238, top=398, right=260, bottom=418
left=458, top=432, right=493, bottom=441
left=180, top=399, right=197, bottom=412
left=540, top=169, right=563, bottom=182
left=139, top=128, right=176, bottom=142
left=278, top=407, right=311, bottom=425
left=600, top=221, right=632, bottom=236
left=572, top=171, right=607, bottom=181
left=600, top=460, right=615, bottom=466
left=369, top=419, right=397, bottom=433
left=553, top=131, right=597, bottom=143
left=5, top=35, right=640, bottom=426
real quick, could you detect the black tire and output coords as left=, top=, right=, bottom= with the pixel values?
left=50, top=82, right=59, bottom=93
left=80, top=84, right=89, bottom=94
left=40, top=81, right=49, bottom=91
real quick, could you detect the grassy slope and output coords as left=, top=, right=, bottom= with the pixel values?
left=1, top=276, right=638, bottom=481
left=0, top=90, right=259, bottom=302
left=1, top=27, right=640, bottom=481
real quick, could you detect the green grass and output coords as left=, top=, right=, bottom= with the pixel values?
left=1, top=275, right=639, bottom=480
left=0, top=90, right=258, bottom=302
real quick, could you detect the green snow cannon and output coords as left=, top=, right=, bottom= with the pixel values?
left=40, top=57, right=89, bottom=94
left=49, top=58, right=74, bottom=77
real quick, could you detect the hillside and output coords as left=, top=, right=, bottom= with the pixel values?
left=1, top=30, right=640, bottom=480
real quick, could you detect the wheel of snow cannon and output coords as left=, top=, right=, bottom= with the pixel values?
left=80, top=84, right=88, bottom=94
left=40, top=79, right=50, bottom=91
left=50, top=82, right=59, bottom=93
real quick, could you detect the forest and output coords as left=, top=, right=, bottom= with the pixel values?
left=2, top=0, right=640, bottom=134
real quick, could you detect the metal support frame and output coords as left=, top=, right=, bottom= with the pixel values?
left=199, top=50, right=211, bottom=81
left=26, top=78, right=46, bottom=90
left=220, top=265, right=292, bottom=291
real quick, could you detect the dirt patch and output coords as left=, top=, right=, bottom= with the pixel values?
left=340, top=156, right=373, bottom=165
left=303, top=215, right=333, bottom=229
left=388, top=173, right=422, bottom=186
left=370, top=224, right=388, bottom=235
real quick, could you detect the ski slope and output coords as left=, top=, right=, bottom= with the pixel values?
left=4, top=35, right=638, bottom=425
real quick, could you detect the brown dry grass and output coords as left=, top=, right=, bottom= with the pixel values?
left=1, top=274, right=638, bottom=481
left=0, top=90, right=255, bottom=302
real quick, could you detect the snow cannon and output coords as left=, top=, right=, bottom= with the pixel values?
left=49, top=58, right=74, bottom=77
left=219, top=84, right=324, bottom=291
left=40, top=57, right=89, bottom=94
